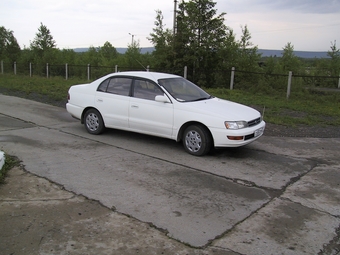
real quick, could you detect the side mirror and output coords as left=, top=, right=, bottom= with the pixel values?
left=155, top=95, right=171, bottom=103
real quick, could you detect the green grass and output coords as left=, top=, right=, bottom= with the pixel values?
left=0, top=154, right=20, bottom=184
left=0, top=74, right=88, bottom=101
left=206, top=86, right=340, bottom=127
left=0, top=74, right=340, bottom=127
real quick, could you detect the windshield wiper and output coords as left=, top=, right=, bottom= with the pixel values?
left=190, top=96, right=213, bottom=102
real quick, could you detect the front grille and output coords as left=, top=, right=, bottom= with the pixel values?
left=248, top=117, right=261, bottom=127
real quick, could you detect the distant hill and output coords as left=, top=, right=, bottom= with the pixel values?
left=258, top=49, right=329, bottom=58
left=73, top=47, right=329, bottom=59
left=117, top=47, right=154, bottom=54
left=73, top=47, right=154, bottom=54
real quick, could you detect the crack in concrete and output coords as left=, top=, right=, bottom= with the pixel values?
left=0, top=197, right=76, bottom=202
left=319, top=224, right=340, bottom=255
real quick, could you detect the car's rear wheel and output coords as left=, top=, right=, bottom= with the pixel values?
left=84, top=109, right=104, bottom=135
left=183, top=125, right=212, bottom=156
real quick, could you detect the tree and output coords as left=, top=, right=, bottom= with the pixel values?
left=30, top=23, right=56, bottom=55
left=28, top=22, right=58, bottom=74
left=148, top=10, right=173, bottom=71
left=174, top=0, right=230, bottom=86
left=280, top=42, right=301, bottom=73
left=99, top=41, right=118, bottom=66
left=327, top=40, right=340, bottom=77
left=228, top=25, right=261, bottom=86
left=213, top=28, right=239, bottom=87
left=124, top=40, right=145, bottom=70
left=83, top=46, right=100, bottom=66
left=149, top=0, right=265, bottom=87
left=237, top=25, right=261, bottom=71
left=0, top=26, right=21, bottom=62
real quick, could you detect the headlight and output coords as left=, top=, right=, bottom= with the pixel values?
left=225, top=121, right=248, bottom=129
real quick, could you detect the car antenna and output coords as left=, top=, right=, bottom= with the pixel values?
left=134, top=59, right=148, bottom=71
left=262, top=105, right=265, bottom=120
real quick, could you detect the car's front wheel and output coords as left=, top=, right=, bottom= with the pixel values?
left=84, top=109, right=105, bottom=135
left=183, top=125, right=212, bottom=156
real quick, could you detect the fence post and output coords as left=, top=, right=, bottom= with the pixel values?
left=87, top=64, right=90, bottom=80
left=14, top=62, right=17, bottom=75
left=230, top=67, right=235, bottom=90
left=65, top=63, right=68, bottom=80
left=29, top=62, right=32, bottom=77
left=287, top=71, right=292, bottom=99
left=115, top=65, right=118, bottom=73
left=184, top=66, right=187, bottom=79
left=147, top=65, right=149, bottom=72
left=338, top=73, right=340, bottom=89
left=1, top=60, right=3, bottom=74
left=46, top=63, right=49, bottom=78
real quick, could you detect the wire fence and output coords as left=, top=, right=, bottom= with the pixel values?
left=1, top=61, right=340, bottom=98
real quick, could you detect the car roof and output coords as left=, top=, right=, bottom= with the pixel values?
left=105, top=71, right=181, bottom=81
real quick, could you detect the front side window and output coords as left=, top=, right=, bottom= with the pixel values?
left=133, top=79, right=164, bottom=100
left=97, top=77, right=132, bottom=96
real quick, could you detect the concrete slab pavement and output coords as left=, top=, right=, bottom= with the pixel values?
left=0, top=124, right=272, bottom=247
left=213, top=197, right=340, bottom=255
left=1, top=167, right=226, bottom=255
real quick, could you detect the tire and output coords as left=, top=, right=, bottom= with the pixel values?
left=84, top=109, right=105, bottom=135
left=182, top=125, right=212, bottom=156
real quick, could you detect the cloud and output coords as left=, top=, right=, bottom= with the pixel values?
left=267, top=0, right=340, bottom=14
left=1, top=0, right=339, bottom=51
left=215, top=0, right=340, bottom=50
left=219, top=0, right=340, bottom=14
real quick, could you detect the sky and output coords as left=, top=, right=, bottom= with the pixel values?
left=1, top=0, right=339, bottom=51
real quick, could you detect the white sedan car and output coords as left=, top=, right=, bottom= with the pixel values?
left=66, top=71, right=265, bottom=156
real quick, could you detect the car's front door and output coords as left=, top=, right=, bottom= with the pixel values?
left=128, top=79, right=174, bottom=138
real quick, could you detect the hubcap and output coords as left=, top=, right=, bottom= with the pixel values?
left=86, top=113, right=99, bottom=131
left=185, top=130, right=202, bottom=152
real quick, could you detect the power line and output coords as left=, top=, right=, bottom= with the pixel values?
left=251, top=22, right=340, bottom=35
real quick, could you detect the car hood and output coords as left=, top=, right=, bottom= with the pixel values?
left=184, top=97, right=261, bottom=121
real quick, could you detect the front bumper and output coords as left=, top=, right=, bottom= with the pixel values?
left=212, top=121, right=266, bottom=147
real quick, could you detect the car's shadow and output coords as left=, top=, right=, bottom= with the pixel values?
left=102, top=128, right=258, bottom=159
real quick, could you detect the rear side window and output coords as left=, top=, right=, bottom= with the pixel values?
left=97, top=77, right=132, bottom=96
left=97, top=79, right=109, bottom=92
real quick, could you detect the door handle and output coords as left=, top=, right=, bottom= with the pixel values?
left=131, top=105, right=139, bottom=108
left=97, top=98, right=103, bottom=102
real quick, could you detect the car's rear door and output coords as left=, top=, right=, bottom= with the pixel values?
left=95, top=77, right=132, bottom=129
left=128, top=78, right=174, bottom=138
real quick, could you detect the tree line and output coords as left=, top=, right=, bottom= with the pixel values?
left=1, top=0, right=339, bottom=89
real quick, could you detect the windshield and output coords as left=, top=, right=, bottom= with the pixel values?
left=158, top=77, right=212, bottom=102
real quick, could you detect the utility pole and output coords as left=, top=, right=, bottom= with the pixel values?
left=173, top=0, right=177, bottom=37
left=128, top=33, right=135, bottom=45
left=173, top=0, right=178, bottom=64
